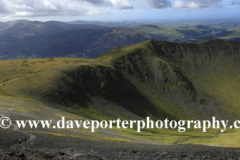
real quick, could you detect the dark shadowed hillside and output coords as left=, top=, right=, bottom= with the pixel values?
left=0, top=39, right=239, bottom=122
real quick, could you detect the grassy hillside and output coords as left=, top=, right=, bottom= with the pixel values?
left=1, top=39, right=240, bottom=147
left=1, top=39, right=240, bottom=120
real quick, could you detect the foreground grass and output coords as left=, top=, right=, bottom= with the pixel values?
left=0, top=58, right=93, bottom=84
left=1, top=96, right=240, bottom=147
left=183, top=128, right=240, bottom=147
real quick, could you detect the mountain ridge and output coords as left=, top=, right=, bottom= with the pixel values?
left=0, top=39, right=239, bottom=122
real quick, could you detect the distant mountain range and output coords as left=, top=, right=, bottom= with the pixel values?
left=0, top=20, right=239, bottom=60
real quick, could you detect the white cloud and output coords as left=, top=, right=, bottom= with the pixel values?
left=0, top=0, right=233, bottom=19
left=142, top=0, right=171, bottom=9
left=172, top=0, right=222, bottom=8
left=0, top=0, right=133, bottom=18
left=109, top=0, right=133, bottom=9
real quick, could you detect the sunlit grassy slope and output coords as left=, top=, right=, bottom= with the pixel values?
left=1, top=39, right=240, bottom=147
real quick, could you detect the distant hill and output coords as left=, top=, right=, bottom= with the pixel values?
left=0, top=20, right=239, bottom=60
left=0, top=22, right=11, bottom=32
left=68, top=20, right=139, bottom=27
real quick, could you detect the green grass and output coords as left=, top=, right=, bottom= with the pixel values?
left=189, top=64, right=240, bottom=118
left=0, top=58, right=92, bottom=84
left=183, top=128, right=240, bottom=147
left=28, top=131, right=132, bottom=142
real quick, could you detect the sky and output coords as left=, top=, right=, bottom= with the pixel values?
left=0, top=0, right=239, bottom=21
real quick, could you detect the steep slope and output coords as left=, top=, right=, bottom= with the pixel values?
left=0, top=39, right=239, bottom=122
left=103, top=39, right=240, bottom=120
left=86, top=27, right=149, bottom=57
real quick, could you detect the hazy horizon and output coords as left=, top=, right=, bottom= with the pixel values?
left=1, top=17, right=240, bottom=24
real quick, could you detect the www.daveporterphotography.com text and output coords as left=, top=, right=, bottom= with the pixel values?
left=1, top=116, right=240, bottom=133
